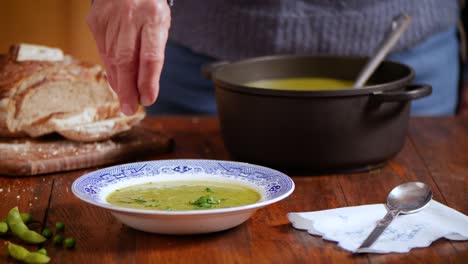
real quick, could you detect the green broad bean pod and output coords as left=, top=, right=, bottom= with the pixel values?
left=1, top=212, right=33, bottom=234
left=7, top=207, right=46, bottom=244
left=5, top=214, right=33, bottom=223
left=7, top=242, right=50, bottom=264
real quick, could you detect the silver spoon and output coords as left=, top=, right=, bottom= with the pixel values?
left=355, top=182, right=433, bottom=253
left=353, top=13, right=411, bottom=88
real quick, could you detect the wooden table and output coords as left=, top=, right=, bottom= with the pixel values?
left=1, top=116, right=467, bottom=263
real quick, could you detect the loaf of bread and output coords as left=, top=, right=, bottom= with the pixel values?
left=0, top=44, right=145, bottom=141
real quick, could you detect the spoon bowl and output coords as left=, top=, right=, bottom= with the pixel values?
left=386, top=182, right=433, bottom=213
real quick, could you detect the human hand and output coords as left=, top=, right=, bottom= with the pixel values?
left=87, top=0, right=171, bottom=115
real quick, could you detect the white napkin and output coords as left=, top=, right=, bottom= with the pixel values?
left=287, top=200, right=468, bottom=253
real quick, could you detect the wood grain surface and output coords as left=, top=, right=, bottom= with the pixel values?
left=0, top=125, right=173, bottom=176
left=0, top=116, right=466, bottom=263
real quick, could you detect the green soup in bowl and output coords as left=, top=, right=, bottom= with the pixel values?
left=107, top=181, right=261, bottom=211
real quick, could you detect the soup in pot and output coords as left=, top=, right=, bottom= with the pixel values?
left=245, top=77, right=354, bottom=91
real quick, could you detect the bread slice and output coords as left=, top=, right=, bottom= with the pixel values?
left=54, top=106, right=145, bottom=142
left=0, top=44, right=145, bottom=142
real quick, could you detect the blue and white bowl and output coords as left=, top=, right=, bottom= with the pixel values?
left=72, top=159, right=295, bottom=234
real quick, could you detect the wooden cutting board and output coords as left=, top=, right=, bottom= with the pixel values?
left=0, top=125, right=173, bottom=176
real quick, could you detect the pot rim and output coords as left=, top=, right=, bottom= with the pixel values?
left=212, top=55, right=415, bottom=98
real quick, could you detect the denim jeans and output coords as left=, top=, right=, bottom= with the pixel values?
left=146, top=27, right=459, bottom=116
left=389, top=27, right=459, bottom=116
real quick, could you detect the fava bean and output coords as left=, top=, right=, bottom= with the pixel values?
left=7, top=242, right=50, bottom=264
left=7, top=207, right=46, bottom=244
left=64, top=237, right=76, bottom=249
left=55, top=222, right=65, bottom=232
left=53, top=234, right=64, bottom=245
left=41, top=228, right=52, bottom=238
left=37, top=248, right=47, bottom=255
left=20, top=213, right=32, bottom=224
left=0, top=221, right=8, bottom=235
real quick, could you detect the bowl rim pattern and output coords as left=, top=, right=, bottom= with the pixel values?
left=71, top=159, right=295, bottom=216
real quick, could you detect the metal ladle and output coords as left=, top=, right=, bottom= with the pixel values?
left=355, top=182, right=433, bottom=253
left=353, top=14, right=411, bottom=88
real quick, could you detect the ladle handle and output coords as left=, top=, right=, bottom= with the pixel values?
left=355, top=209, right=401, bottom=253
left=353, top=14, right=411, bottom=88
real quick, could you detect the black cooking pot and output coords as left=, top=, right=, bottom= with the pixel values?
left=203, top=55, right=431, bottom=173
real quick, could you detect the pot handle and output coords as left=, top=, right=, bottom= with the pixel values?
left=201, top=61, right=230, bottom=80
left=371, top=84, right=432, bottom=103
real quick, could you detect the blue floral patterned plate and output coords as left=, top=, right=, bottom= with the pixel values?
left=72, top=159, right=294, bottom=234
